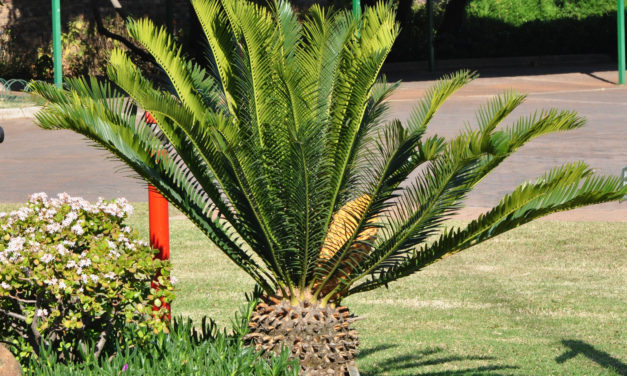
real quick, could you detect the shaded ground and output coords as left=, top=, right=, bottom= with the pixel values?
left=0, top=64, right=625, bottom=220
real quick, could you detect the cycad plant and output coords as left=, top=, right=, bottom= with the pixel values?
left=31, top=0, right=626, bottom=374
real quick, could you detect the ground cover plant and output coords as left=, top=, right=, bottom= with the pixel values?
left=29, top=0, right=627, bottom=374
left=25, top=310, right=298, bottom=376
left=0, top=193, right=174, bottom=363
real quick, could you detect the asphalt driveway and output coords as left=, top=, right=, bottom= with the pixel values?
left=1, top=64, right=625, bottom=221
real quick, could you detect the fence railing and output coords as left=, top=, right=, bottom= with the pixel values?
left=0, top=78, right=42, bottom=107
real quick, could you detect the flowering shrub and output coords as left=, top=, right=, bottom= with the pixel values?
left=0, top=193, right=174, bottom=362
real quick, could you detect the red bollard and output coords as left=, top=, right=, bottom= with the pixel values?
left=145, top=111, right=171, bottom=320
left=149, top=184, right=171, bottom=320
left=148, top=185, right=170, bottom=261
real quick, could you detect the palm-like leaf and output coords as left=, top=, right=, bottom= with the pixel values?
left=31, top=0, right=626, bottom=306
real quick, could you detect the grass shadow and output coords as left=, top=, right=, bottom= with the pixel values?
left=358, top=344, right=518, bottom=375
left=556, top=339, right=627, bottom=376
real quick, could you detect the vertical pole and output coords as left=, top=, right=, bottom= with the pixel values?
left=618, top=0, right=626, bottom=84
left=146, top=112, right=171, bottom=320
left=427, top=0, right=435, bottom=72
left=149, top=185, right=170, bottom=262
left=149, top=185, right=171, bottom=320
left=51, top=0, right=62, bottom=88
left=352, top=0, right=361, bottom=20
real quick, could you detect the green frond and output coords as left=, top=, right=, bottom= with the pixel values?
left=126, top=18, right=208, bottom=121
left=347, top=162, right=626, bottom=295
left=191, top=0, right=239, bottom=113
left=31, top=81, right=276, bottom=293
left=472, top=108, right=585, bottom=185
left=30, top=0, right=625, bottom=305
left=406, top=70, right=476, bottom=134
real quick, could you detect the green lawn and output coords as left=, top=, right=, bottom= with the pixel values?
left=3, top=202, right=626, bottom=375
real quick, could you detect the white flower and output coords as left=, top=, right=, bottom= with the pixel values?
left=107, top=240, right=117, bottom=249
left=58, top=280, right=67, bottom=290
left=68, top=196, right=92, bottom=212
left=41, top=253, right=55, bottom=264
left=56, top=244, right=68, bottom=256
left=29, top=192, right=48, bottom=203
left=29, top=243, right=41, bottom=253
left=44, top=278, right=58, bottom=286
left=115, top=198, right=133, bottom=216
left=104, top=272, right=116, bottom=280
left=46, top=223, right=62, bottom=233
left=89, top=274, right=99, bottom=283
left=56, top=192, right=71, bottom=203
left=61, top=211, right=78, bottom=227
left=0, top=282, right=10, bottom=290
left=0, top=212, right=6, bottom=218
left=66, top=260, right=77, bottom=269
left=7, top=237, right=26, bottom=253
left=81, top=274, right=89, bottom=284
left=102, top=203, right=122, bottom=217
left=170, top=276, right=178, bottom=286
left=71, top=223, right=84, bottom=236
left=39, top=208, right=56, bottom=220
left=77, top=287, right=84, bottom=293
left=76, top=267, right=83, bottom=275
left=11, top=207, right=33, bottom=221
left=36, top=308, right=48, bottom=317
left=78, top=258, right=92, bottom=268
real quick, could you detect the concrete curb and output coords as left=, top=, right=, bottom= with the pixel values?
left=0, top=106, right=41, bottom=120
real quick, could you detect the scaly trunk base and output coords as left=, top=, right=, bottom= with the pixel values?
left=244, top=295, right=359, bottom=375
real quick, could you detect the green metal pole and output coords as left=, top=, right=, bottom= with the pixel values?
left=427, top=0, right=434, bottom=72
left=51, top=0, right=62, bottom=88
left=618, top=0, right=625, bottom=84
left=352, top=0, right=361, bottom=20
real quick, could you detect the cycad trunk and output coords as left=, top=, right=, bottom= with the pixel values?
left=244, top=294, right=360, bottom=376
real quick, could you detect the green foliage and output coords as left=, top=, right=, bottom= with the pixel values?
left=444, top=0, right=620, bottom=59
left=390, top=0, right=620, bottom=61
left=0, top=193, right=174, bottom=362
left=30, top=0, right=626, bottom=308
left=466, top=0, right=617, bottom=25
left=24, top=315, right=298, bottom=376
left=0, top=13, right=152, bottom=79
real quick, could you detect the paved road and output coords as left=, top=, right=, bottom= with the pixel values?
left=1, top=65, right=625, bottom=220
